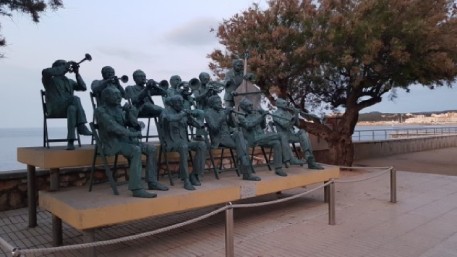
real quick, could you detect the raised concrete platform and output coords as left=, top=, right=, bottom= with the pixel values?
left=17, top=145, right=126, bottom=169
left=17, top=145, right=132, bottom=229
left=39, top=165, right=339, bottom=232
left=16, top=144, right=269, bottom=228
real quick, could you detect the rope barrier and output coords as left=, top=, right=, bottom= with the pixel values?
left=336, top=166, right=393, bottom=183
left=339, top=165, right=393, bottom=170
left=15, top=205, right=229, bottom=255
left=4, top=164, right=394, bottom=256
left=232, top=181, right=332, bottom=209
left=10, top=182, right=333, bottom=256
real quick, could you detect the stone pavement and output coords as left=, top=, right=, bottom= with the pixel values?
left=355, top=146, right=457, bottom=176
left=2, top=148, right=457, bottom=256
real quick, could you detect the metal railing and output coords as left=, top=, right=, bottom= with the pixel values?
left=352, top=126, right=457, bottom=141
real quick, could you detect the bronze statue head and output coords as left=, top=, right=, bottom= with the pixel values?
left=101, top=86, right=122, bottom=107
left=208, top=95, right=223, bottom=110
left=52, top=59, right=66, bottom=68
left=168, top=95, right=184, bottom=112
left=239, top=97, right=253, bottom=113
left=101, top=66, right=115, bottom=80
left=133, top=69, right=147, bottom=85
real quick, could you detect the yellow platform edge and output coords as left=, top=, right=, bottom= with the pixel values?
left=39, top=165, right=339, bottom=231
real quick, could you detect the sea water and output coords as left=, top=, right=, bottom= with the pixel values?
left=0, top=123, right=158, bottom=172
left=353, top=124, right=457, bottom=141
left=1, top=124, right=456, bottom=172
left=0, top=127, right=92, bottom=171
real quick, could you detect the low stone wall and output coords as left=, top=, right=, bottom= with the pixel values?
left=0, top=167, right=95, bottom=211
left=353, top=134, right=457, bottom=160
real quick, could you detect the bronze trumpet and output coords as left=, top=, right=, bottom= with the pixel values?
left=146, top=79, right=169, bottom=96
left=189, top=78, right=201, bottom=91
left=68, top=53, right=92, bottom=73
left=112, top=75, right=129, bottom=83
left=177, top=80, right=196, bottom=96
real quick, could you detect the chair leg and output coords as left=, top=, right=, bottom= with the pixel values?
left=261, top=146, right=272, bottom=171
left=157, top=147, right=163, bottom=181
left=43, top=119, right=46, bottom=148
left=146, top=118, right=151, bottom=142
left=292, top=143, right=300, bottom=158
left=76, top=130, right=82, bottom=147
left=44, top=118, right=50, bottom=148
left=207, top=148, right=219, bottom=179
left=113, top=154, right=119, bottom=182
left=102, top=157, right=119, bottom=195
left=229, top=148, right=240, bottom=177
left=219, top=148, right=225, bottom=171
left=88, top=146, right=98, bottom=192
left=164, top=152, right=174, bottom=186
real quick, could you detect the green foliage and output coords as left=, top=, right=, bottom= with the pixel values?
left=209, top=0, right=457, bottom=165
left=210, top=0, right=457, bottom=110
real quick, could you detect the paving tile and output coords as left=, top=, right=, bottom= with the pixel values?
left=3, top=170, right=457, bottom=257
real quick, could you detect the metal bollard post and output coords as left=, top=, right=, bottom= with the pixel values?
left=12, top=247, right=21, bottom=257
left=0, top=237, right=16, bottom=256
left=225, top=203, right=234, bottom=257
left=82, top=230, right=96, bottom=257
left=390, top=168, right=397, bottom=203
left=328, top=180, right=336, bottom=225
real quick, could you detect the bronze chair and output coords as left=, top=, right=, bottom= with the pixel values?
left=88, top=122, right=120, bottom=195
left=156, top=118, right=219, bottom=186
left=250, top=145, right=272, bottom=171
left=155, top=117, right=180, bottom=186
left=40, top=90, right=81, bottom=148
left=137, top=114, right=157, bottom=142
left=89, top=91, right=98, bottom=145
left=206, top=128, right=240, bottom=177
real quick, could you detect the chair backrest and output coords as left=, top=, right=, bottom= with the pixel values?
left=90, top=91, right=98, bottom=111
left=41, top=89, right=68, bottom=118
left=89, top=92, right=98, bottom=145
left=88, top=121, right=120, bottom=195
left=40, top=90, right=49, bottom=117
left=41, top=89, right=82, bottom=147
left=89, top=122, right=106, bottom=156
left=155, top=117, right=168, bottom=151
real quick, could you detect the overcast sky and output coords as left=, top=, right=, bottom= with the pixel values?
left=0, top=0, right=455, bottom=128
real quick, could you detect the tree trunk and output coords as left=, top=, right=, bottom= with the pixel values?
left=324, top=108, right=359, bottom=166
left=326, top=133, right=354, bottom=166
